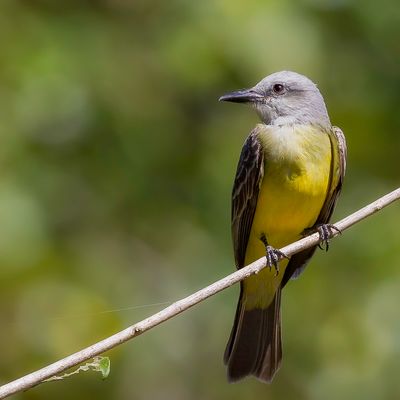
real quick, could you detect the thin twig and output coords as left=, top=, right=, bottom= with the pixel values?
left=0, top=188, right=399, bottom=399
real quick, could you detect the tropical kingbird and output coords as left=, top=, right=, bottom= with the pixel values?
left=219, top=71, right=347, bottom=383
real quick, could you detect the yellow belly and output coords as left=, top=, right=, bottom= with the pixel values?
left=243, top=124, right=332, bottom=309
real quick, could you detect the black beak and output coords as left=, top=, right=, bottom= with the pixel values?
left=218, top=88, right=264, bottom=103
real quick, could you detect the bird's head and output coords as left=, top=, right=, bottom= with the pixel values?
left=219, top=71, right=331, bottom=127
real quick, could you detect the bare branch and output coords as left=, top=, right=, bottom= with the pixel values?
left=1, top=188, right=399, bottom=399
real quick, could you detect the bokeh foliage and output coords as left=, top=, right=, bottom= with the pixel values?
left=0, top=0, right=399, bottom=399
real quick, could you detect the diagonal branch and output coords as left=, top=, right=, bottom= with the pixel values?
left=1, top=188, right=399, bottom=399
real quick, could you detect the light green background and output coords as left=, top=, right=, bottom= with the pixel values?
left=0, top=1, right=399, bottom=399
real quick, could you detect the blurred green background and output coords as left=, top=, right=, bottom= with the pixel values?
left=0, top=0, right=399, bottom=399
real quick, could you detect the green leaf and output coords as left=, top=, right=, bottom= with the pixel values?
left=44, top=356, right=111, bottom=382
left=96, top=356, right=111, bottom=379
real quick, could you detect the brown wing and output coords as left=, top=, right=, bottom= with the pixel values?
left=281, top=126, right=347, bottom=287
left=315, top=126, right=347, bottom=223
left=231, top=129, right=264, bottom=269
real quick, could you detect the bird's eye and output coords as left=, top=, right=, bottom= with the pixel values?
left=272, top=83, right=285, bottom=94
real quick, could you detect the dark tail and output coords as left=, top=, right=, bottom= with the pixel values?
left=224, top=286, right=282, bottom=383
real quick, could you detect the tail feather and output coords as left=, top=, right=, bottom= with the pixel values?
left=224, top=286, right=282, bottom=383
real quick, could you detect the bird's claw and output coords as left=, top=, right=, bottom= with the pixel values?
left=316, top=224, right=341, bottom=251
left=266, top=246, right=288, bottom=276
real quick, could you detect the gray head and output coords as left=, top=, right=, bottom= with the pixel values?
left=219, top=71, right=331, bottom=127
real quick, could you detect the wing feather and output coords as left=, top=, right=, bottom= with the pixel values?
left=232, top=129, right=264, bottom=269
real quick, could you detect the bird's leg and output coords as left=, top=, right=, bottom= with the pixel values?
left=260, top=233, right=288, bottom=276
left=302, top=224, right=342, bottom=252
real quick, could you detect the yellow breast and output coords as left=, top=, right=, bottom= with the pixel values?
left=243, top=124, right=333, bottom=308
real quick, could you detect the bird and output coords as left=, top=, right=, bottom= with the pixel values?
left=219, top=71, right=347, bottom=383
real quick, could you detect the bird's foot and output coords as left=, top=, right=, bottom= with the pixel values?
left=260, top=234, right=288, bottom=276
left=303, top=224, right=341, bottom=251
left=266, top=246, right=288, bottom=276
